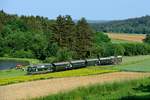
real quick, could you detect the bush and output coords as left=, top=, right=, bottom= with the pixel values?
left=103, top=43, right=125, bottom=56
left=94, top=32, right=111, bottom=45
left=122, top=43, right=150, bottom=56
left=12, top=50, right=34, bottom=58
left=44, top=57, right=57, bottom=63
left=91, top=44, right=105, bottom=57
left=56, top=48, right=73, bottom=61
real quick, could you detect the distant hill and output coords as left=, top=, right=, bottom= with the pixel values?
left=73, top=20, right=108, bottom=24
left=90, top=15, right=150, bottom=34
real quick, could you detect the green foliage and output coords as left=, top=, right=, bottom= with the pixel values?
left=47, top=43, right=59, bottom=56
left=103, top=43, right=125, bottom=56
left=12, top=50, right=34, bottom=58
left=0, top=10, right=150, bottom=61
left=44, top=57, right=57, bottom=63
left=122, top=43, right=150, bottom=56
left=90, top=15, right=150, bottom=34
left=94, top=32, right=110, bottom=45
left=56, top=48, right=73, bottom=61
left=91, top=44, right=105, bottom=57
left=75, top=18, right=93, bottom=58
left=0, top=11, right=95, bottom=60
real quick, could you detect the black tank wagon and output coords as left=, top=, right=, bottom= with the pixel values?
left=27, top=56, right=122, bottom=75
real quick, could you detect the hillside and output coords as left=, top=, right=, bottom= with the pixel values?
left=90, top=15, right=150, bottom=34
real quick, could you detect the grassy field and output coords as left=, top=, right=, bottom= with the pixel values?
left=111, top=39, right=133, bottom=43
left=0, top=55, right=150, bottom=86
left=0, top=68, right=117, bottom=86
left=114, top=55, right=150, bottom=72
left=92, top=55, right=150, bottom=72
left=0, top=57, right=41, bottom=64
left=107, top=33, right=145, bottom=43
left=34, top=77, right=150, bottom=100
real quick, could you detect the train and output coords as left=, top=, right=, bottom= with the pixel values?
left=27, top=56, right=122, bottom=75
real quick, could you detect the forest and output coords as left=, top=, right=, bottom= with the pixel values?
left=90, top=15, right=150, bottom=34
left=0, top=10, right=150, bottom=61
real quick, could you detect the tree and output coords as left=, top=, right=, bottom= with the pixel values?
left=75, top=18, right=93, bottom=58
left=51, top=15, right=75, bottom=50
left=51, top=15, right=66, bottom=47
left=64, top=15, right=76, bottom=50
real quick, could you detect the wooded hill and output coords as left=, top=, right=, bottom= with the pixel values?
left=0, top=10, right=150, bottom=61
left=0, top=10, right=102, bottom=60
left=90, top=15, right=150, bottom=34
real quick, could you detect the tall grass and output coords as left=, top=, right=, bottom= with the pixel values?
left=34, top=77, right=150, bottom=100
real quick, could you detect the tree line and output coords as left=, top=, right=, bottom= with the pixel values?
left=0, top=10, right=150, bottom=62
left=0, top=10, right=96, bottom=61
left=90, top=15, right=150, bottom=34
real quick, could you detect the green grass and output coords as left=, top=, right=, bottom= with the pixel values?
left=114, top=55, right=150, bottom=72
left=92, top=55, right=150, bottom=72
left=34, top=77, right=150, bottom=100
left=111, top=39, right=133, bottom=43
left=0, top=69, right=26, bottom=78
left=0, top=68, right=117, bottom=86
left=0, top=57, right=41, bottom=64
left=0, top=55, right=150, bottom=86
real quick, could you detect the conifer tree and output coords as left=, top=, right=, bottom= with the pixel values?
left=75, top=18, right=93, bottom=58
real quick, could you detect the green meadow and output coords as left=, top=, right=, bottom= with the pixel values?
left=0, top=55, right=150, bottom=86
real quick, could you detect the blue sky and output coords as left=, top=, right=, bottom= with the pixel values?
left=0, top=0, right=150, bottom=20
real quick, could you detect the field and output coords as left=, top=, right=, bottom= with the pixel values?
left=1, top=55, right=150, bottom=86
left=107, top=33, right=146, bottom=43
left=1, top=72, right=150, bottom=100
left=0, top=67, right=117, bottom=86
left=1, top=55, right=150, bottom=100
left=35, top=77, right=150, bottom=100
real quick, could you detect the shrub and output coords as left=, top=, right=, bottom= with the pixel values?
left=56, top=48, right=73, bottom=61
left=103, top=43, right=125, bottom=57
left=94, top=32, right=111, bottom=45
left=12, top=50, right=34, bottom=58
left=122, top=43, right=150, bottom=56
left=44, top=57, right=57, bottom=63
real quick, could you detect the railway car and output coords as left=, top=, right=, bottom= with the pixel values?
left=99, top=57, right=113, bottom=65
left=86, top=58, right=100, bottom=66
left=52, top=62, right=71, bottom=71
left=70, top=60, right=87, bottom=69
left=27, top=64, right=54, bottom=74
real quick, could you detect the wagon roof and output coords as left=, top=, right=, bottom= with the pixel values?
left=30, top=63, right=52, bottom=67
left=71, top=60, right=85, bottom=63
left=53, top=62, right=70, bottom=65
left=86, top=58, right=99, bottom=61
